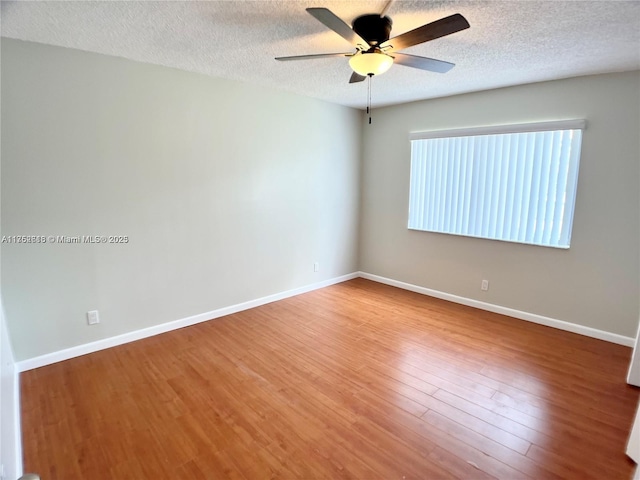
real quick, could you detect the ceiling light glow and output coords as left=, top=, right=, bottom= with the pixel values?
left=349, top=51, right=393, bottom=76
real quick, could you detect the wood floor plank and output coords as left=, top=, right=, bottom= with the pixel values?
left=350, top=386, right=518, bottom=479
left=422, top=410, right=561, bottom=479
left=433, top=388, right=550, bottom=444
left=21, top=278, right=639, bottom=479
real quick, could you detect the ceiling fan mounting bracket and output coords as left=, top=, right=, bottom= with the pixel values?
left=352, top=14, right=392, bottom=47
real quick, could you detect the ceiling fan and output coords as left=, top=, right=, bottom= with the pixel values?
left=275, top=2, right=470, bottom=83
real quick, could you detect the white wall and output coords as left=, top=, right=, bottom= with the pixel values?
left=1, top=39, right=362, bottom=361
left=360, top=72, right=640, bottom=338
left=630, top=320, right=640, bottom=385
left=0, top=38, right=22, bottom=478
left=0, top=302, right=20, bottom=480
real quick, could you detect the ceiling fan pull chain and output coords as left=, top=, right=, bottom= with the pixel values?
left=368, top=74, right=372, bottom=124
left=366, top=75, right=370, bottom=116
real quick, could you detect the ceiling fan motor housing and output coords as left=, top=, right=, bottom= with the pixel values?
left=352, top=15, right=392, bottom=47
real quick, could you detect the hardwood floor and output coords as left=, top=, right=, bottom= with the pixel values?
left=21, top=278, right=639, bottom=479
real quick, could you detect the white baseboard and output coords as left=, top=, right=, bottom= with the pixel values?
left=359, top=272, right=636, bottom=347
left=15, top=269, right=634, bottom=372
left=16, top=272, right=359, bottom=372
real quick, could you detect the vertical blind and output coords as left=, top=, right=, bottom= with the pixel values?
left=408, top=121, right=585, bottom=248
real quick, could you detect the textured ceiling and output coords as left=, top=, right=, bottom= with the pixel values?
left=2, top=0, right=640, bottom=109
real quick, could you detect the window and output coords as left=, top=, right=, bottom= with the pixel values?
left=408, top=120, right=585, bottom=248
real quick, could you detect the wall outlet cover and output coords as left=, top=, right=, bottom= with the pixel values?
left=87, top=310, right=100, bottom=325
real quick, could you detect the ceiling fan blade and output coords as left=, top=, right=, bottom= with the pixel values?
left=380, top=13, right=470, bottom=52
left=349, top=72, right=367, bottom=83
left=306, top=8, right=367, bottom=47
left=392, top=53, right=455, bottom=73
left=275, top=52, right=352, bottom=61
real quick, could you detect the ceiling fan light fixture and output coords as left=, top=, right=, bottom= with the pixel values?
left=349, top=51, right=393, bottom=76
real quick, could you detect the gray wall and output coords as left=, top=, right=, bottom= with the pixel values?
left=1, top=39, right=362, bottom=361
left=360, top=72, right=640, bottom=338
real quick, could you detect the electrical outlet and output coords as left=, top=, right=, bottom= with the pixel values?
left=87, top=310, right=100, bottom=325
left=481, top=279, right=489, bottom=291
left=313, top=262, right=319, bottom=272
